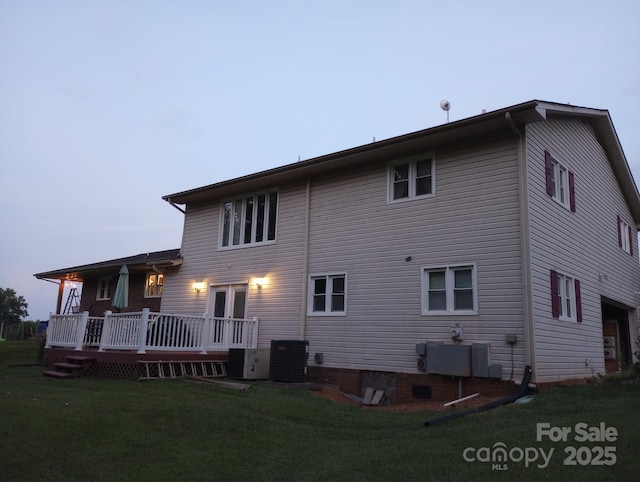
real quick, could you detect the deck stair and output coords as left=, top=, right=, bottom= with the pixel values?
left=139, top=360, right=227, bottom=380
left=44, top=356, right=95, bottom=379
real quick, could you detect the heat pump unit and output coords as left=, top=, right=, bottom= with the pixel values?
left=604, top=348, right=616, bottom=360
left=269, top=340, right=309, bottom=382
left=227, top=348, right=271, bottom=379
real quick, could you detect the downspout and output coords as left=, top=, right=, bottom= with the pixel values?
left=300, top=176, right=311, bottom=339
left=505, top=112, right=536, bottom=375
left=165, top=198, right=186, bottom=214
left=425, top=366, right=532, bottom=426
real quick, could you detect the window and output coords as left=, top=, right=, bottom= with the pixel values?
left=220, top=191, right=278, bottom=248
left=545, top=150, right=575, bottom=212
left=308, top=274, right=346, bottom=315
left=422, top=264, right=477, bottom=314
left=388, top=155, right=435, bottom=202
left=97, top=277, right=111, bottom=300
left=617, top=216, right=634, bottom=255
left=145, top=273, right=164, bottom=298
left=550, top=270, right=582, bottom=322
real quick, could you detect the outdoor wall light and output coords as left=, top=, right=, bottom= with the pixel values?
left=254, top=277, right=267, bottom=289
left=193, top=282, right=206, bottom=293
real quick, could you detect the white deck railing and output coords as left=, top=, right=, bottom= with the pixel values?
left=45, top=308, right=259, bottom=354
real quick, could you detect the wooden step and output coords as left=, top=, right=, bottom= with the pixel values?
left=65, top=356, right=96, bottom=364
left=43, top=370, right=76, bottom=379
left=54, top=362, right=86, bottom=371
left=44, top=357, right=95, bottom=379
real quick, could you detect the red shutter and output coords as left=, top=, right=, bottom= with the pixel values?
left=550, top=270, right=559, bottom=318
left=617, top=215, right=622, bottom=247
left=545, top=150, right=554, bottom=196
left=629, top=226, right=634, bottom=256
left=574, top=279, right=582, bottom=323
left=568, top=171, right=576, bottom=212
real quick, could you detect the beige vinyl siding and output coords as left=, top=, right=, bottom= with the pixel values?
left=305, top=137, right=526, bottom=378
left=161, top=184, right=308, bottom=346
left=526, top=117, right=640, bottom=382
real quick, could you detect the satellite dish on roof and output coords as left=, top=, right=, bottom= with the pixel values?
left=440, top=100, right=451, bottom=122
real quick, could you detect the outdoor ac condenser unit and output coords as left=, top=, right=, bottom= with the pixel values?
left=269, top=340, right=309, bottom=382
left=227, top=348, right=271, bottom=379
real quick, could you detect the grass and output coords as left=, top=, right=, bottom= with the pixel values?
left=1, top=341, right=639, bottom=481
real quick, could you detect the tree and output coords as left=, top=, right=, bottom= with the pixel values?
left=0, top=287, right=29, bottom=325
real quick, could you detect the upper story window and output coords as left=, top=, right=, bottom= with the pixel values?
left=308, top=274, right=346, bottom=315
left=545, top=150, right=575, bottom=212
left=145, top=273, right=164, bottom=298
left=617, top=216, right=634, bottom=255
left=388, top=154, right=435, bottom=202
left=97, top=277, right=111, bottom=300
left=220, top=191, right=278, bottom=248
left=550, top=270, right=582, bottom=322
left=422, top=264, right=477, bottom=315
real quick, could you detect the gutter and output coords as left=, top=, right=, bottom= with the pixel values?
left=162, top=101, right=546, bottom=205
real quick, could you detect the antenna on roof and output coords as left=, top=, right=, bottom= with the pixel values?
left=440, top=100, right=451, bottom=123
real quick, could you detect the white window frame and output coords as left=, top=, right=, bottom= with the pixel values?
left=219, top=190, right=279, bottom=249
left=96, top=277, right=111, bottom=301
left=145, top=273, right=164, bottom=298
left=620, top=219, right=632, bottom=254
left=421, top=264, right=477, bottom=315
left=308, top=273, right=347, bottom=316
left=556, top=272, right=576, bottom=321
left=550, top=156, right=569, bottom=208
left=388, top=154, right=435, bottom=203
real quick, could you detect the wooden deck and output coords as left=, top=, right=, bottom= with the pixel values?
left=43, top=347, right=228, bottom=380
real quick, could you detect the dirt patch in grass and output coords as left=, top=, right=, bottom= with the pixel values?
left=310, top=384, right=503, bottom=413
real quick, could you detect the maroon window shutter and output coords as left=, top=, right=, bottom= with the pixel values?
left=617, top=215, right=622, bottom=247
left=545, top=150, right=553, bottom=196
left=629, top=225, right=634, bottom=255
left=550, top=270, right=559, bottom=318
left=568, top=171, right=576, bottom=212
left=574, top=279, right=582, bottom=323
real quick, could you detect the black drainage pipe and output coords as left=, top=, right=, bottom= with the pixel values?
left=424, top=365, right=533, bottom=427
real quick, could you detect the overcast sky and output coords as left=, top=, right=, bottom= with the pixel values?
left=1, top=0, right=639, bottom=321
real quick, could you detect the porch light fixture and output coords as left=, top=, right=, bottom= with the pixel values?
left=254, top=277, right=267, bottom=289
left=193, top=281, right=206, bottom=293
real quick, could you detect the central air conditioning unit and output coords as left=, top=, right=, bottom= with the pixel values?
left=269, top=340, right=309, bottom=382
left=604, top=347, right=617, bottom=360
left=227, top=348, right=271, bottom=379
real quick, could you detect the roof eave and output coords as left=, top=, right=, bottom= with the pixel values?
left=34, top=249, right=182, bottom=282
left=163, top=100, right=545, bottom=205
left=163, top=99, right=640, bottom=224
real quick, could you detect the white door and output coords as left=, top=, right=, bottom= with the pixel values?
left=211, top=285, right=247, bottom=319
left=210, top=285, right=248, bottom=345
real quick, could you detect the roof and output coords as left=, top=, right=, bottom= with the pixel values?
left=34, top=249, right=182, bottom=282
left=162, top=100, right=640, bottom=223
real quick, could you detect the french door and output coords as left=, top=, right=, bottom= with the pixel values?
left=209, top=284, right=248, bottom=346
left=211, top=284, right=248, bottom=319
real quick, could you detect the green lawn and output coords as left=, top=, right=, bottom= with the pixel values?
left=1, top=341, right=639, bottom=481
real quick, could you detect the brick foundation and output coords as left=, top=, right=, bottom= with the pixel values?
left=309, top=366, right=515, bottom=404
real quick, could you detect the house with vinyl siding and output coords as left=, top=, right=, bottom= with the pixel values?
left=55, top=100, right=636, bottom=399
